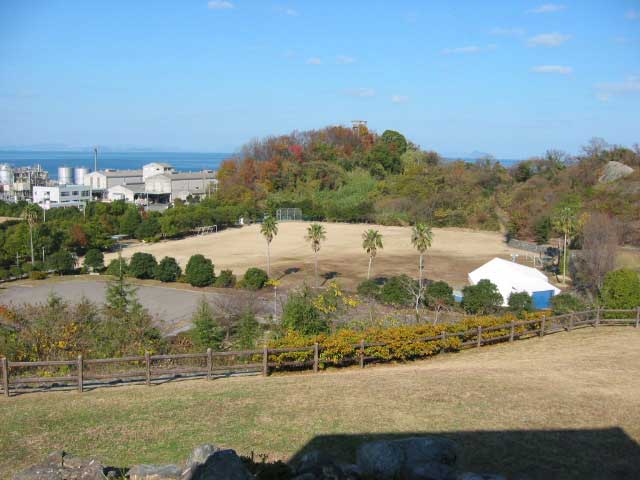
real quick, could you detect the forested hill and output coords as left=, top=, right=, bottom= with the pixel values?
left=216, top=125, right=640, bottom=245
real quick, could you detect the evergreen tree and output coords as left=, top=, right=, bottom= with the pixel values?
left=236, top=310, right=260, bottom=349
left=190, top=297, right=223, bottom=349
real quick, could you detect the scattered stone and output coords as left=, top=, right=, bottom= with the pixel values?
left=599, top=161, right=634, bottom=183
left=128, top=464, right=182, bottom=480
left=13, top=451, right=106, bottom=480
left=189, top=449, right=253, bottom=480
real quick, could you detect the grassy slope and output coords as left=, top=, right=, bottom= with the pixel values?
left=2, top=328, right=639, bottom=479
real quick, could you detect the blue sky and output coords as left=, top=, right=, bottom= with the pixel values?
left=0, top=0, right=638, bottom=158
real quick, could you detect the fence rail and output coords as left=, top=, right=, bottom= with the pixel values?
left=1, top=308, right=639, bottom=397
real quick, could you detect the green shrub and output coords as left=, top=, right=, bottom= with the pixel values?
left=154, top=256, right=181, bottom=282
left=135, top=217, right=161, bottom=240
left=601, top=269, right=640, bottom=309
left=240, top=267, right=268, bottom=290
left=0, top=268, right=10, bottom=280
left=378, top=275, right=414, bottom=306
left=46, top=250, right=76, bottom=274
left=550, top=293, right=587, bottom=315
left=461, top=279, right=503, bottom=314
left=9, top=266, right=23, bottom=278
left=29, top=271, right=48, bottom=280
left=425, top=281, right=455, bottom=307
left=105, top=257, right=128, bottom=276
left=84, top=248, right=104, bottom=271
left=185, top=254, right=215, bottom=287
left=214, top=269, right=236, bottom=288
left=508, top=291, right=533, bottom=317
left=357, top=279, right=380, bottom=299
left=190, top=297, right=223, bottom=350
left=236, top=310, right=260, bottom=349
left=281, top=286, right=329, bottom=335
left=128, top=252, right=158, bottom=279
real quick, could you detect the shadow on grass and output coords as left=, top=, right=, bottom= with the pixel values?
left=288, top=428, right=640, bottom=480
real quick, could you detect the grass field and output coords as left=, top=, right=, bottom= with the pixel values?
left=105, top=222, right=520, bottom=289
left=2, top=328, right=639, bottom=479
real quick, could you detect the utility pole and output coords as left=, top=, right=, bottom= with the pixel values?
left=42, top=247, right=45, bottom=263
left=93, top=147, right=98, bottom=172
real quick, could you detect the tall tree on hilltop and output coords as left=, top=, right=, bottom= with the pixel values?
left=305, top=223, right=327, bottom=287
left=362, top=229, right=383, bottom=280
left=260, top=215, right=278, bottom=277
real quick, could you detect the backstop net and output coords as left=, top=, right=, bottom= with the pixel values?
left=276, top=208, right=303, bottom=222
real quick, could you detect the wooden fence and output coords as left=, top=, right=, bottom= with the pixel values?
left=1, top=308, right=638, bottom=397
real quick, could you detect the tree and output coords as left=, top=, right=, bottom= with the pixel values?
left=305, top=223, right=326, bottom=287
left=190, top=297, right=223, bottom=350
left=135, top=216, right=161, bottom=240
left=551, top=293, right=587, bottom=315
left=508, top=292, right=533, bottom=317
left=362, top=229, right=383, bottom=279
left=240, top=267, right=268, bottom=290
left=552, top=206, right=581, bottom=285
left=461, top=279, right=503, bottom=314
left=574, top=213, right=619, bottom=294
left=236, top=310, right=260, bottom=349
left=105, top=268, right=140, bottom=317
left=105, top=257, right=128, bottom=276
left=213, top=269, right=236, bottom=288
left=357, top=279, right=380, bottom=299
left=379, top=275, right=415, bottom=307
left=84, top=248, right=104, bottom=271
left=128, top=252, right=158, bottom=279
left=260, top=215, right=278, bottom=277
left=281, top=286, right=329, bottom=335
left=46, top=250, right=76, bottom=274
left=185, top=254, right=215, bottom=287
left=600, top=269, right=640, bottom=309
left=411, top=223, right=433, bottom=289
left=21, top=204, right=40, bottom=265
left=119, top=207, right=141, bottom=236
left=425, top=281, right=454, bottom=324
left=154, top=256, right=181, bottom=282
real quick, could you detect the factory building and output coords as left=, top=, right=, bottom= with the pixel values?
left=33, top=184, right=92, bottom=210
left=83, top=169, right=144, bottom=191
left=143, top=170, right=218, bottom=202
left=0, top=164, right=49, bottom=201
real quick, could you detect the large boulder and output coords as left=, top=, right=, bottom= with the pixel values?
left=599, top=161, right=634, bottom=183
left=128, top=464, right=182, bottom=480
left=182, top=444, right=221, bottom=479
left=405, top=462, right=455, bottom=480
left=291, top=450, right=355, bottom=479
left=356, top=437, right=457, bottom=480
left=456, top=474, right=506, bottom=480
left=13, top=451, right=106, bottom=480
left=189, top=449, right=253, bottom=480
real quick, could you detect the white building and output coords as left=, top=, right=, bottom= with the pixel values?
left=107, top=183, right=147, bottom=203
left=467, top=257, right=561, bottom=309
left=83, top=169, right=144, bottom=190
left=145, top=171, right=218, bottom=202
left=33, top=185, right=92, bottom=209
left=143, top=162, right=174, bottom=180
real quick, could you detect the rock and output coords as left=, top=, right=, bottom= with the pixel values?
left=128, top=464, right=182, bottom=480
left=292, top=450, right=349, bottom=479
left=338, top=463, right=362, bottom=479
left=406, top=462, right=455, bottom=480
left=599, top=161, right=634, bottom=183
left=456, top=474, right=506, bottom=480
left=189, top=449, right=253, bottom=480
left=186, top=445, right=220, bottom=467
left=356, top=437, right=457, bottom=480
left=13, top=451, right=106, bottom=480
left=291, top=474, right=316, bottom=480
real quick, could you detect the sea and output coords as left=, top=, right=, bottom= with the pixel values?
left=0, top=151, right=233, bottom=179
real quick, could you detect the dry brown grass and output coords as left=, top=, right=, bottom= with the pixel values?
left=2, top=327, right=639, bottom=479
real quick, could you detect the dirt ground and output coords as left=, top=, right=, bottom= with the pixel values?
left=105, top=223, right=524, bottom=289
left=2, top=327, right=639, bottom=479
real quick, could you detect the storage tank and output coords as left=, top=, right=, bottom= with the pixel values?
left=0, top=164, right=13, bottom=185
left=58, top=166, right=73, bottom=185
left=74, top=167, right=89, bottom=186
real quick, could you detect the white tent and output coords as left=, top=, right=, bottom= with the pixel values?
left=468, top=257, right=561, bottom=308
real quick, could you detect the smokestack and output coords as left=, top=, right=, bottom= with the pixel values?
left=93, top=147, right=98, bottom=172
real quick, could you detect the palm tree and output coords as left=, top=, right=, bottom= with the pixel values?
left=305, top=223, right=326, bottom=287
left=362, top=229, right=383, bottom=280
left=21, top=204, right=40, bottom=266
left=260, top=215, right=278, bottom=277
left=411, top=223, right=433, bottom=289
left=552, top=206, right=580, bottom=285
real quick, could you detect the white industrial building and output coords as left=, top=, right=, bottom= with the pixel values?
left=106, top=183, right=147, bottom=203
left=144, top=171, right=218, bottom=201
left=33, top=184, right=92, bottom=209
left=84, top=169, right=144, bottom=190
left=467, top=257, right=561, bottom=309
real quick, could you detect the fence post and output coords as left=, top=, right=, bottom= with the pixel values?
left=635, top=307, right=639, bottom=328
left=207, top=348, right=212, bottom=380
left=509, top=321, right=515, bottom=342
left=568, top=314, right=574, bottom=332
left=476, top=326, right=482, bottom=349
left=360, top=339, right=365, bottom=368
left=540, top=316, right=546, bottom=338
left=440, top=331, right=446, bottom=354
left=77, top=355, right=83, bottom=393
left=1, top=357, right=9, bottom=398
left=145, top=351, right=151, bottom=386
left=313, top=343, right=319, bottom=373
left=262, top=346, right=268, bottom=376
left=595, top=307, right=601, bottom=327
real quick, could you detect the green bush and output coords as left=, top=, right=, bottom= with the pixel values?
left=550, top=293, right=587, bottom=315
left=128, top=252, right=158, bottom=279
left=425, top=281, right=454, bottom=307
left=236, top=310, right=260, bottom=349
left=105, top=257, right=128, bottom=276
left=461, top=279, right=503, bottom=314
left=0, top=268, right=10, bottom=280
left=378, top=275, right=414, bottom=306
left=185, top=254, right=215, bottom=287
left=240, top=267, right=268, bottom=290
left=46, top=250, right=76, bottom=274
left=357, top=279, right=380, bottom=299
left=135, top=217, right=161, bottom=240
left=190, top=297, right=223, bottom=350
left=9, top=266, right=23, bottom=278
left=213, top=269, right=236, bottom=288
left=601, top=269, right=640, bottom=309
left=281, top=286, right=329, bottom=335
left=84, top=248, right=105, bottom=271
left=508, top=291, right=533, bottom=316
left=154, top=256, right=181, bottom=282
left=29, top=271, right=48, bottom=280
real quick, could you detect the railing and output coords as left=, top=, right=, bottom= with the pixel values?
left=1, top=308, right=638, bottom=397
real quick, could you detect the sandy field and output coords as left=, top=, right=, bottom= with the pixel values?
left=105, top=222, right=523, bottom=289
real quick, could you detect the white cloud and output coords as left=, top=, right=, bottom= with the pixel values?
left=345, top=88, right=375, bottom=97
left=442, top=45, right=481, bottom=55
left=531, top=65, right=573, bottom=74
left=306, top=57, right=322, bottom=65
left=626, top=9, right=639, bottom=20
left=527, top=4, right=566, bottom=14
left=391, top=95, right=409, bottom=103
left=596, top=76, right=640, bottom=96
left=336, top=55, right=355, bottom=65
left=527, top=33, right=571, bottom=47
left=207, top=0, right=234, bottom=9
left=490, top=27, right=525, bottom=37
